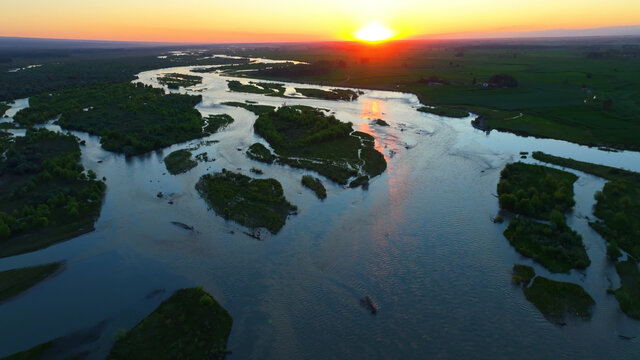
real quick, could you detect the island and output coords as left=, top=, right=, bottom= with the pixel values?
left=0, top=262, right=63, bottom=303
left=157, top=72, right=202, bottom=89
left=204, top=114, right=234, bottom=135
left=301, top=175, right=327, bottom=199
left=108, top=287, right=233, bottom=360
left=295, top=87, right=360, bottom=101
left=418, top=106, right=469, bottom=118
left=164, top=149, right=197, bottom=175
left=196, top=169, right=297, bottom=234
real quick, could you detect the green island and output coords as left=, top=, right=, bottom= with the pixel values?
left=204, top=114, right=234, bottom=135
left=301, top=175, right=327, bottom=199
left=246, top=143, right=276, bottom=163
left=498, top=162, right=577, bottom=220
left=196, top=169, right=297, bottom=234
left=295, top=88, right=360, bottom=101
left=253, top=105, right=386, bottom=185
left=418, top=106, right=469, bottom=118
left=0, top=129, right=106, bottom=258
left=511, top=264, right=535, bottom=285
left=504, top=216, right=590, bottom=273
left=241, top=42, right=640, bottom=151
left=371, top=119, right=389, bottom=127
left=533, top=151, right=640, bottom=259
left=157, top=72, right=202, bottom=89
left=14, top=82, right=205, bottom=155
left=108, top=287, right=232, bottom=360
left=221, top=101, right=276, bottom=115
left=227, top=80, right=286, bottom=96
left=521, top=271, right=595, bottom=324
left=0, top=262, right=63, bottom=303
left=612, top=259, right=640, bottom=319
left=164, top=149, right=197, bottom=175
left=0, top=103, right=9, bottom=117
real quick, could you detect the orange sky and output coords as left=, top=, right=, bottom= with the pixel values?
left=2, top=0, right=639, bottom=42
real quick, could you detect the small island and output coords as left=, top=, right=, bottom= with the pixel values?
left=612, top=259, right=640, bottom=319
left=227, top=80, right=285, bottom=96
left=203, top=114, right=234, bottom=135
left=301, top=175, right=327, bottom=199
left=164, top=149, right=197, bottom=175
left=295, top=88, right=360, bottom=101
left=0, top=262, right=63, bottom=303
left=221, top=101, right=276, bottom=115
left=196, top=169, right=297, bottom=234
left=246, top=143, right=276, bottom=163
left=158, top=72, right=202, bottom=89
left=418, top=106, right=469, bottom=118
left=108, top=287, right=233, bottom=360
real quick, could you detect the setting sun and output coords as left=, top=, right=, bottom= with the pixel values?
left=355, top=23, right=394, bottom=42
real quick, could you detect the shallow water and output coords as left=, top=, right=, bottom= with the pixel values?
left=1, top=59, right=640, bottom=359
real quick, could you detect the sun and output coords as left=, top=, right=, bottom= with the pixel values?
left=355, top=23, right=394, bottom=42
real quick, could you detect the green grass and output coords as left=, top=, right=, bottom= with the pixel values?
left=14, top=82, right=204, bottom=155
left=512, top=264, right=535, bottom=285
left=301, top=175, right=327, bottom=199
left=0, top=262, right=62, bottom=303
left=164, top=149, right=197, bottom=175
left=533, top=151, right=640, bottom=259
left=221, top=101, right=276, bottom=115
left=203, top=114, right=234, bottom=135
left=295, top=88, right=359, bottom=101
left=253, top=105, right=386, bottom=184
left=524, top=276, right=595, bottom=323
left=196, top=169, right=297, bottom=234
left=418, top=106, right=469, bottom=118
left=504, top=217, right=590, bottom=273
left=157, top=73, right=202, bottom=89
left=108, top=287, right=232, bottom=360
left=246, top=143, right=276, bottom=163
left=498, top=162, right=577, bottom=220
left=0, top=129, right=106, bottom=258
left=613, top=259, right=640, bottom=319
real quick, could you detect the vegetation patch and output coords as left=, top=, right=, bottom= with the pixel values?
left=203, top=114, right=234, bottom=135
left=108, top=287, right=232, bottom=360
left=0, top=262, right=62, bottom=303
left=158, top=72, right=202, bottom=89
left=196, top=169, right=297, bottom=234
left=612, top=259, right=640, bottom=319
left=14, top=82, right=204, bottom=155
left=295, top=87, right=360, bottom=101
left=498, top=162, right=577, bottom=220
left=371, top=119, right=389, bottom=126
left=0, top=103, right=9, bottom=117
left=512, top=264, right=535, bottom=285
left=418, top=106, right=469, bottom=118
left=0, top=129, right=106, bottom=258
left=524, top=276, right=595, bottom=323
left=227, top=80, right=285, bottom=96
left=253, top=105, right=386, bottom=184
left=301, top=175, right=327, bottom=199
left=221, top=101, right=276, bottom=115
left=164, top=149, right=197, bottom=175
left=533, top=152, right=640, bottom=259
left=246, top=143, right=276, bottom=164
left=504, top=216, right=589, bottom=273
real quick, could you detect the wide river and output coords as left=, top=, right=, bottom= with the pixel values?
left=1, top=57, right=640, bottom=359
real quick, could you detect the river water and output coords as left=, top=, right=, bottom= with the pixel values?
left=1, top=58, right=639, bottom=359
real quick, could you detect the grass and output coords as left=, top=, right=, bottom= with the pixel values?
left=301, top=175, right=327, bottom=199
left=613, top=259, right=640, bottom=319
left=253, top=105, right=386, bottom=184
left=504, top=217, right=590, bottom=273
left=295, top=88, right=359, bottom=101
left=524, top=276, right=595, bottom=323
left=246, top=143, right=276, bottom=163
left=512, top=264, right=535, bottom=285
left=418, top=106, right=469, bottom=118
left=196, top=169, right=297, bottom=234
left=164, top=149, right=197, bottom=175
left=221, top=101, right=276, bottom=115
left=0, top=262, right=62, bottom=303
left=532, top=152, right=640, bottom=259
left=498, top=162, right=577, bottom=220
left=158, top=73, right=202, bottom=89
left=108, top=287, right=232, bottom=360
left=0, top=129, right=106, bottom=258
left=203, top=114, right=234, bottom=135
left=14, top=82, right=204, bottom=155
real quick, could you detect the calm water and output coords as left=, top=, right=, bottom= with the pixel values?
left=1, top=58, right=640, bottom=359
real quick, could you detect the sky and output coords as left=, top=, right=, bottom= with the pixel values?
left=2, top=0, right=640, bottom=43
